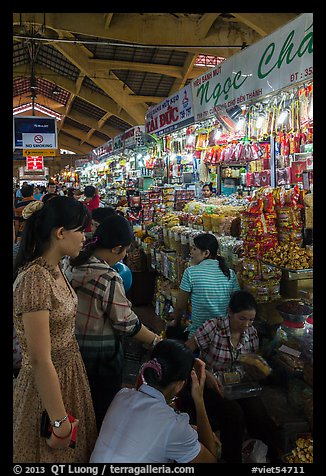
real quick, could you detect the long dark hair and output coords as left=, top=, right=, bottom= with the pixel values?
left=142, top=339, right=194, bottom=389
left=193, top=232, right=230, bottom=279
left=70, top=214, right=134, bottom=267
left=13, top=196, right=91, bottom=281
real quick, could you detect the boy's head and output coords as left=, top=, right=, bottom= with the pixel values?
left=91, top=207, right=116, bottom=233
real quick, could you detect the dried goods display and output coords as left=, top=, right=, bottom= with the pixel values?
left=263, top=243, right=312, bottom=270
left=283, top=435, right=313, bottom=463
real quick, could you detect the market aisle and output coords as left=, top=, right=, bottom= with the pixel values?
left=122, top=304, right=166, bottom=387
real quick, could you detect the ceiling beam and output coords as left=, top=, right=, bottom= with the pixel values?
left=59, top=133, right=93, bottom=155
left=196, top=13, right=222, bottom=39
left=90, top=57, right=207, bottom=80
left=52, top=36, right=148, bottom=124
left=91, top=58, right=184, bottom=78
left=169, top=53, right=197, bottom=95
left=229, top=12, right=298, bottom=37
left=13, top=64, right=136, bottom=125
left=13, top=12, right=261, bottom=46
left=58, top=73, right=85, bottom=132
left=67, top=110, right=120, bottom=138
left=104, top=13, right=114, bottom=30
left=61, top=124, right=105, bottom=147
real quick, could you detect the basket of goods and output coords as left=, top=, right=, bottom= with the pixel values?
left=283, top=434, right=313, bottom=463
left=276, top=300, right=313, bottom=323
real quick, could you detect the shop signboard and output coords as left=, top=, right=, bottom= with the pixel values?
left=113, top=134, right=124, bottom=153
left=145, top=84, right=194, bottom=136
left=26, top=156, right=44, bottom=171
left=191, top=13, right=313, bottom=122
left=88, top=139, right=113, bottom=160
left=123, top=125, right=145, bottom=149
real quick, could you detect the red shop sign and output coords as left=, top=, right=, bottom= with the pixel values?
left=26, top=156, right=44, bottom=170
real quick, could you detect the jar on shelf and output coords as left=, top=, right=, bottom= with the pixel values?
left=304, top=315, right=313, bottom=336
left=276, top=320, right=306, bottom=343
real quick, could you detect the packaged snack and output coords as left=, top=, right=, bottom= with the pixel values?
left=238, top=354, right=272, bottom=379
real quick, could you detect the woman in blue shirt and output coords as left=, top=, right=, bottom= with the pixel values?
left=167, top=233, right=240, bottom=339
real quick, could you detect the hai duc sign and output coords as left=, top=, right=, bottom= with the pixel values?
left=145, top=84, right=194, bottom=136
left=191, top=13, right=313, bottom=122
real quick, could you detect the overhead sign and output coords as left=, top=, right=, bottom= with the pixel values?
left=88, top=139, right=113, bottom=160
left=113, top=134, right=124, bottom=153
left=122, top=125, right=145, bottom=149
left=191, top=13, right=313, bottom=122
left=13, top=116, right=58, bottom=150
left=22, top=133, right=56, bottom=149
left=23, top=149, right=56, bottom=157
left=145, top=84, right=194, bottom=136
left=26, top=156, right=44, bottom=171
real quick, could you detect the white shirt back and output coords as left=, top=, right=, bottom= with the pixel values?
left=89, top=384, right=200, bottom=463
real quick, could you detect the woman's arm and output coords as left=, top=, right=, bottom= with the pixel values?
left=188, top=359, right=218, bottom=463
left=167, top=290, right=190, bottom=326
left=133, top=324, right=162, bottom=347
left=185, top=335, right=199, bottom=352
left=22, top=310, right=77, bottom=448
left=104, top=277, right=162, bottom=347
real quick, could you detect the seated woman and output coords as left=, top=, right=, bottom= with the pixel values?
left=89, top=339, right=219, bottom=463
left=183, top=290, right=281, bottom=463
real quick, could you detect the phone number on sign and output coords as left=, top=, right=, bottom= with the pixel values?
left=290, top=67, right=313, bottom=82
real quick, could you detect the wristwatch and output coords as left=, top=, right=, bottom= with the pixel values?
left=50, top=414, right=68, bottom=428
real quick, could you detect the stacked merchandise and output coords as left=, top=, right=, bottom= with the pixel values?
left=240, top=188, right=279, bottom=259
left=303, top=192, right=313, bottom=229
left=174, top=189, right=195, bottom=211
left=140, top=188, right=162, bottom=225
left=237, top=258, right=282, bottom=303
left=162, top=186, right=175, bottom=209
left=276, top=186, right=303, bottom=247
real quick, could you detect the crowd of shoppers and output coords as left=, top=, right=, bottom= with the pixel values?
left=13, top=185, right=283, bottom=464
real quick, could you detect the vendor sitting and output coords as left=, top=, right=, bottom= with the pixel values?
left=202, top=183, right=214, bottom=199
left=181, top=290, right=282, bottom=463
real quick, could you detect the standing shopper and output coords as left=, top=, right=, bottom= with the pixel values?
left=90, top=339, right=218, bottom=463
left=83, top=185, right=100, bottom=238
left=13, top=197, right=97, bottom=463
left=13, top=184, right=37, bottom=243
left=167, top=233, right=240, bottom=339
left=66, top=214, right=162, bottom=430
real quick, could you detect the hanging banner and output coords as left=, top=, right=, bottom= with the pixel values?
left=123, top=125, right=145, bottom=149
left=145, top=84, right=194, bottom=136
left=88, top=139, right=113, bottom=160
left=191, top=13, right=313, bottom=122
left=113, top=133, right=124, bottom=153
left=26, top=156, right=44, bottom=171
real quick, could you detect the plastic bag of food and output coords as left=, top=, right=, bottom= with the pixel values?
left=238, top=353, right=272, bottom=380
left=242, top=439, right=268, bottom=463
